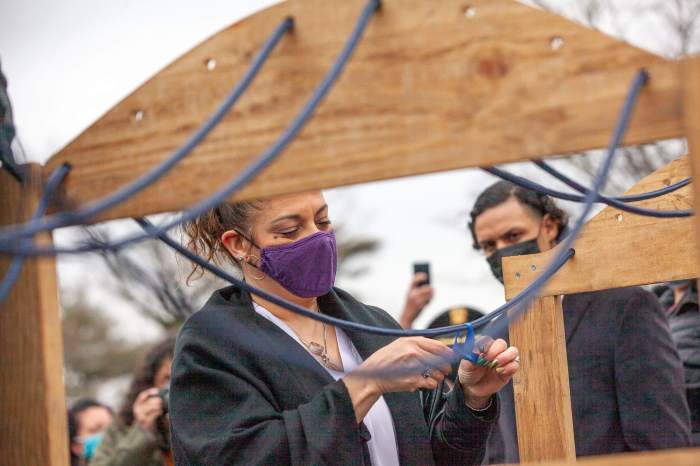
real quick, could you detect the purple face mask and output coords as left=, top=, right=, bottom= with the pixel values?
left=250, top=231, right=337, bottom=298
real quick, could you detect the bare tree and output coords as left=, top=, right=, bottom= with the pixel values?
left=85, top=227, right=225, bottom=331
left=653, top=0, right=700, bottom=56
left=62, top=293, right=147, bottom=399
left=523, top=0, right=699, bottom=193
left=82, top=221, right=380, bottom=331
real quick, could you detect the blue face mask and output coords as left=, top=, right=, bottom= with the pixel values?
left=80, top=433, right=104, bottom=461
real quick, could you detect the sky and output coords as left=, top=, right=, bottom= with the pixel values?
left=0, top=0, right=691, bottom=342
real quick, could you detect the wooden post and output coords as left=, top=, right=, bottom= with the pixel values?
left=508, top=295, right=576, bottom=462
left=0, top=165, right=68, bottom=466
left=686, top=57, right=700, bottom=286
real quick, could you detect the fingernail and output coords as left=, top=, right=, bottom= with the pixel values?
left=476, top=357, right=486, bottom=365
left=489, top=359, right=499, bottom=369
left=496, top=367, right=505, bottom=374
left=479, top=344, right=485, bottom=353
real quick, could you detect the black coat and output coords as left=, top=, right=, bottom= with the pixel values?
left=170, top=285, right=498, bottom=466
left=660, top=285, right=700, bottom=441
left=664, top=287, right=700, bottom=387
left=484, top=287, right=692, bottom=463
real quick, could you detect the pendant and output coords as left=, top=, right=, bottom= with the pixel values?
left=323, top=357, right=342, bottom=372
left=307, top=342, right=325, bottom=356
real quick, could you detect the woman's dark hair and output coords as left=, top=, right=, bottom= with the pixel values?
left=67, top=398, right=113, bottom=465
left=118, top=337, right=176, bottom=427
left=468, top=180, right=569, bottom=250
left=183, top=201, right=262, bottom=283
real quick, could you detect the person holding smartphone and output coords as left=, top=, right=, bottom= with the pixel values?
left=399, top=263, right=434, bottom=329
left=91, top=337, right=174, bottom=466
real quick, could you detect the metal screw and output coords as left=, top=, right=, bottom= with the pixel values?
left=134, top=110, right=144, bottom=122
left=515, top=272, right=521, bottom=280
left=464, top=6, right=476, bottom=18
left=206, top=58, right=217, bottom=71
left=530, top=264, right=537, bottom=271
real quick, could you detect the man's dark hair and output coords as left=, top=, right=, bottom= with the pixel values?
left=468, top=180, right=569, bottom=250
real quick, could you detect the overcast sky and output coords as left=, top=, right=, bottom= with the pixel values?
left=0, top=0, right=690, bottom=340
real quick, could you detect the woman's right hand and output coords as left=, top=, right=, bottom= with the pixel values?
left=132, top=387, right=164, bottom=432
left=358, top=337, right=454, bottom=394
left=343, top=337, right=453, bottom=422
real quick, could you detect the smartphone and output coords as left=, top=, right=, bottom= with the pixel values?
left=413, top=262, right=431, bottom=287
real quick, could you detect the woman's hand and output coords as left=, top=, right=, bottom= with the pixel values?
left=132, top=387, right=164, bottom=432
left=343, top=337, right=453, bottom=422
left=361, top=337, right=453, bottom=393
left=457, top=338, right=519, bottom=409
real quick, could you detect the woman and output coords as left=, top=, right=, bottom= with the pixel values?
left=91, top=337, right=174, bottom=466
left=67, top=398, right=114, bottom=466
left=171, top=191, right=520, bottom=465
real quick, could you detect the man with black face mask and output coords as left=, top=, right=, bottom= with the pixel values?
left=470, top=181, right=691, bottom=462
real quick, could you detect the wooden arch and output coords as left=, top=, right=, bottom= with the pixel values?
left=1, top=0, right=700, bottom=464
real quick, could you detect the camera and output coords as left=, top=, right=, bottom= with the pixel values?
left=158, top=387, right=170, bottom=414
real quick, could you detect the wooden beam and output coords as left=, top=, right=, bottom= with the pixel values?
left=508, top=296, right=576, bottom=462
left=504, top=155, right=695, bottom=299
left=525, top=447, right=700, bottom=466
left=0, top=166, right=68, bottom=466
left=45, top=0, right=682, bottom=223
left=686, top=57, right=700, bottom=316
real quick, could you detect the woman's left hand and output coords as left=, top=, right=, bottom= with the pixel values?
left=457, top=338, right=519, bottom=408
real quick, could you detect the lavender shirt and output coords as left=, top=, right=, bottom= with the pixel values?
left=252, top=302, right=400, bottom=466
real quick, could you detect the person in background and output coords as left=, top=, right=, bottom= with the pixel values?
left=655, top=280, right=700, bottom=445
left=68, top=398, right=114, bottom=466
left=91, top=337, right=174, bottom=466
left=469, top=181, right=691, bottom=461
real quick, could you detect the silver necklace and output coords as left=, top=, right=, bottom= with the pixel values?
left=299, top=322, right=342, bottom=372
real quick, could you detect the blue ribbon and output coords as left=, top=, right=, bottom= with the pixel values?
left=453, top=323, right=479, bottom=364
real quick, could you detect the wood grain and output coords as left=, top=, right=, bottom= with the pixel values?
left=686, top=57, right=700, bottom=308
left=0, top=166, right=68, bottom=466
left=504, top=155, right=695, bottom=299
left=520, top=447, right=700, bottom=466
left=45, top=0, right=682, bottom=223
left=509, top=296, right=576, bottom=462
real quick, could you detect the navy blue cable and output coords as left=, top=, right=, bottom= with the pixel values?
left=535, top=160, right=690, bottom=202
left=135, top=217, right=571, bottom=336
left=535, top=160, right=693, bottom=216
left=0, top=17, right=293, bottom=247
left=0, top=164, right=71, bottom=308
left=484, top=166, right=692, bottom=218
left=0, top=0, right=381, bottom=257
left=135, top=69, right=647, bottom=339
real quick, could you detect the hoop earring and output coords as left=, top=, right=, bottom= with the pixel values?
left=243, top=255, right=265, bottom=281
